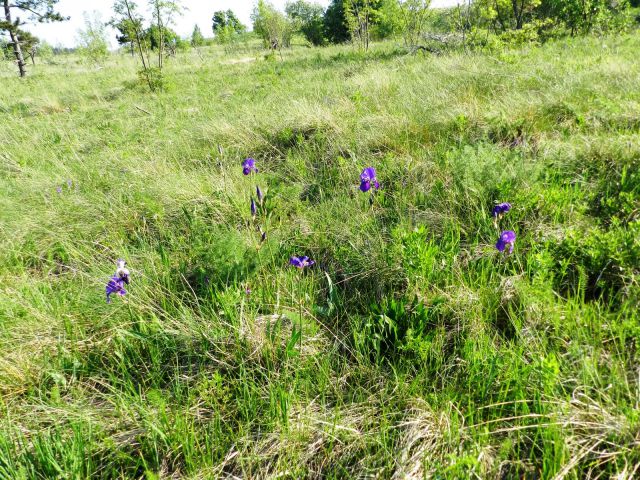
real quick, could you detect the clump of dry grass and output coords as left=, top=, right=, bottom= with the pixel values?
left=217, top=399, right=384, bottom=478
left=551, top=389, right=640, bottom=479
left=240, top=313, right=329, bottom=361
left=392, top=399, right=464, bottom=480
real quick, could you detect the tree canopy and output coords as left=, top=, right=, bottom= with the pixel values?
left=323, top=0, right=350, bottom=43
left=286, top=0, right=326, bottom=45
left=1, top=0, right=67, bottom=76
left=212, top=9, right=245, bottom=34
left=252, top=0, right=293, bottom=50
left=191, top=24, right=204, bottom=46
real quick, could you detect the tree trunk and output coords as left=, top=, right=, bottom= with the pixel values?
left=364, top=3, right=369, bottom=52
left=3, top=0, right=27, bottom=77
left=155, top=2, right=163, bottom=70
left=511, top=0, right=522, bottom=29
left=494, top=0, right=507, bottom=32
left=123, top=0, right=148, bottom=70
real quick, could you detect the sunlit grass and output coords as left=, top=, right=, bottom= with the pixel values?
left=0, top=34, right=639, bottom=478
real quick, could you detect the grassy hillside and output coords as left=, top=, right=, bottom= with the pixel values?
left=1, top=35, right=639, bottom=479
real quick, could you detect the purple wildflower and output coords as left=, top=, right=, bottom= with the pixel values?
left=256, top=185, right=263, bottom=204
left=242, top=158, right=258, bottom=175
left=245, top=287, right=251, bottom=295
left=492, top=202, right=512, bottom=218
left=260, top=230, right=267, bottom=243
left=289, top=256, right=315, bottom=269
left=360, top=167, right=380, bottom=193
left=106, top=276, right=127, bottom=303
left=106, top=259, right=130, bottom=303
left=56, top=186, right=62, bottom=194
left=251, top=198, right=257, bottom=217
left=66, top=179, right=73, bottom=189
left=496, top=230, right=516, bottom=254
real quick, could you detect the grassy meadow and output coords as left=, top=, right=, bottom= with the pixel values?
left=1, top=34, right=639, bottom=478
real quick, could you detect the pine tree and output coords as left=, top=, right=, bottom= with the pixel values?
left=1, top=0, right=66, bottom=77
left=191, top=24, right=204, bottom=46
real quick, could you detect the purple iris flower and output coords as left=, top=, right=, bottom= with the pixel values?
left=496, top=230, right=516, bottom=254
left=492, top=202, right=512, bottom=218
left=360, top=167, right=380, bottom=192
left=242, top=158, right=258, bottom=175
left=106, top=259, right=130, bottom=303
left=251, top=198, right=257, bottom=217
left=289, top=256, right=315, bottom=269
left=256, top=185, right=263, bottom=204
left=106, top=276, right=127, bottom=303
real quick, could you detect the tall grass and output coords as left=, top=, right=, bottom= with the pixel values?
left=0, top=35, right=639, bottom=478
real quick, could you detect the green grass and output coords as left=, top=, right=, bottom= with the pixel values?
left=0, top=34, right=639, bottom=479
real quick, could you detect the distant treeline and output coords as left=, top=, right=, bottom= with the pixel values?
left=107, top=0, right=640, bottom=55
left=2, top=0, right=639, bottom=79
left=246, top=0, right=640, bottom=51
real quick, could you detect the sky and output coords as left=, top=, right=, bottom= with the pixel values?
left=21, top=0, right=460, bottom=48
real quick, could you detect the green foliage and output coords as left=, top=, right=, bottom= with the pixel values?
left=111, top=0, right=183, bottom=91
left=1, top=29, right=39, bottom=63
left=212, top=9, right=246, bottom=35
left=137, top=66, right=165, bottom=90
left=470, top=0, right=632, bottom=42
left=325, top=0, right=399, bottom=49
left=544, top=0, right=632, bottom=35
left=550, top=223, right=640, bottom=304
left=475, top=0, right=542, bottom=31
left=15, top=29, right=39, bottom=53
left=496, top=18, right=555, bottom=45
left=286, top=0, right=327, bottom=45
left=372, top=0, right=404, bottom=39
left=1, top=32, right=640, bottom=479
left=214, top=24, right=239, bottom=47
left=109, top=15, right=144, bottom=54
left=397, top=0, right=432, bottom=47
left=355, top=296, right=431, bottom=363
left=252, top=0, right=295, bottom=50
left=76, top=12, right=109, bottom=64
left=0, top=0, right=66, bottom=27
left=190, top=24, right=204, bottom=47
left=144, top=24, right=179, bottom=50
left=0, top=0, right=66, bottom=76
left=0, top=38, right=9, bottom=60
left=344, top=0, right=384, bottom=50
left=36, top=41, right=54, bottom=62
left=323, top=0, right=351, bottom=43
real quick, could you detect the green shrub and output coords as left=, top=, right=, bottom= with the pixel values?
left=355, top=296, right=431, bottom=363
